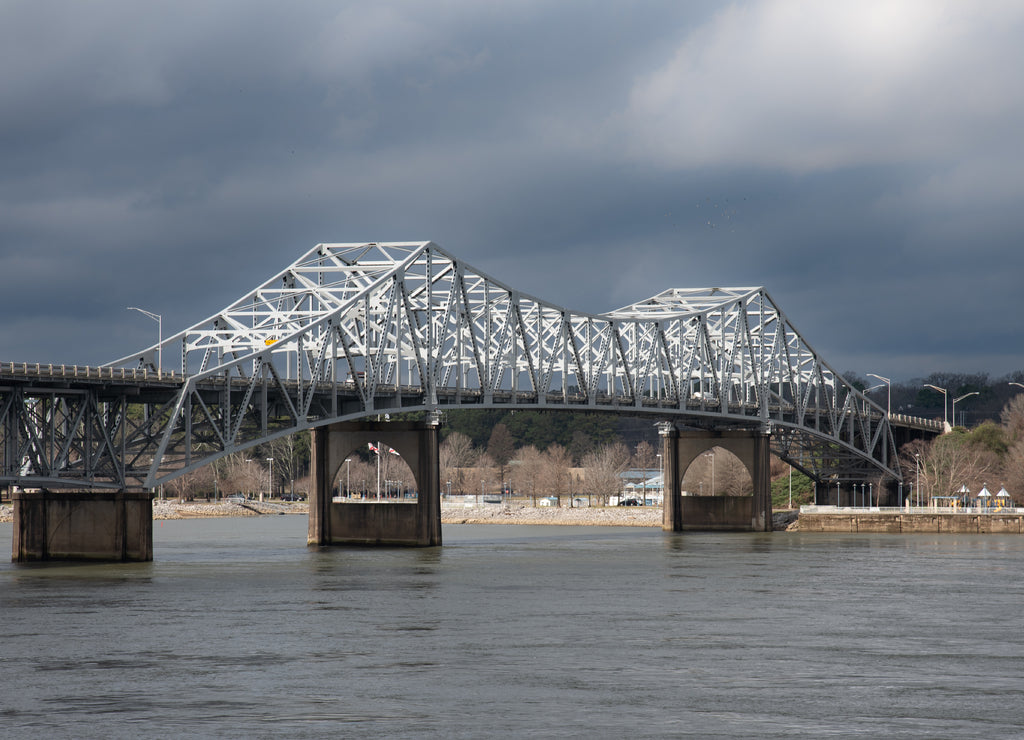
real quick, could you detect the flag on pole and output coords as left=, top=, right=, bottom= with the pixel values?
left=388, top=446, right=400, bottom=456
left=368, top=442, right=379, bottom=454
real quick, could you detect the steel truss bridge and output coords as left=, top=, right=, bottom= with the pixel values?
left=1, top=241, right=922, bottom=492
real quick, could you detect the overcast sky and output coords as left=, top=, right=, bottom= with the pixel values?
left=2, top=1, right=1023, bottom=382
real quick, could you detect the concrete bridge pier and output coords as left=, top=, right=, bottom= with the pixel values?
left=12, top=490, right=154, bottom=562
left=660, top=427, right=772, bottom=532
left=309, top=418, right=441, bottom=547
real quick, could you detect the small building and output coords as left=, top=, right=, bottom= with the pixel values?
left=621, top=471, right=664, bottom=506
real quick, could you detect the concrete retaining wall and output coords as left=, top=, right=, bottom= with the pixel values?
left=800, top=512, right=1024, bottom=534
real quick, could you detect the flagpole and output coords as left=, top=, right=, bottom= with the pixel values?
left=376, top=441, right=381, bottom=500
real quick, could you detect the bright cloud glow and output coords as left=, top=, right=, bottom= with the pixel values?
left=620, top=1, right=1024, bottom=172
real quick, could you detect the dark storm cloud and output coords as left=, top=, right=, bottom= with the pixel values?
left=2, top=1, right=1023, bottom=381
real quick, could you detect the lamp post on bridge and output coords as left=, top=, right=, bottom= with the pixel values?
left=127, top=306, right=162, bottom=375
left=923, top=384, right=949, bottom=431
left=952, top=392, right=979, bottom=429
left=867, top=373, right=890, bottom=417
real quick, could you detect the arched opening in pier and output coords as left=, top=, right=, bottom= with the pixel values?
left=331, top=443, right=418, bottom=502
left=680, top=446, right=753, bottom=496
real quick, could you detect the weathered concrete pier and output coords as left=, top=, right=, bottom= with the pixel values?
left=308, top=419, right=442, bottom=547
left=661, top=428, right=773, bottom=532
left=12, top=490, right=154, bottom=561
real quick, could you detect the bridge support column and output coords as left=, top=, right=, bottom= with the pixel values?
left=12, top=490, right=153, bottom=562
left=661, top=429, right=772, bottom=532
left=660, top=424, right=682, bottom=532
left=309, top=419, right=441, bottom=547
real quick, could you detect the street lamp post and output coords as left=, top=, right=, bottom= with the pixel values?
left=657, top=453, right=663, bottom=505
left=265, top=457, right=274, bottom=501
left=952, top=391, right=979, bottom=429
left=344, top=457, right=351, bottom=497
left=705, top=450, right=715, bottom=495
left=867, top=373, right=891, bottom=417
left=923, top=384, right=949, bottom=430
left=127, top=306, right=162, bottom=375
left=915, top=452, right=921, bottom=508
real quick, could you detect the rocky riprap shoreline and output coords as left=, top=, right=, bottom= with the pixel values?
left=152, top=500, right=307, bottom=519
left=441, top=503, right=662, bottom=526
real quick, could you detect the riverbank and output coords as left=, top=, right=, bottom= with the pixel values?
left=443, top=503, right=663, bottom=526
left=0, top=502, right=800, bottom=528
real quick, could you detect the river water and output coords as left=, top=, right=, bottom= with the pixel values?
left=2, top=517, right=1023, bottom=739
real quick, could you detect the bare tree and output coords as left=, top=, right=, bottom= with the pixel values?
left=354, top=456, right=376, bottom=497
left=683, top=448, right=715, bottom=495
left=487, top=423, right=515, bottom=491
left=540, top=444, right=572, bottom=506
left=582, top=442, right=630, bottom=505
left=1002, top=394, right=1024, bottom=443
left=441, top=432, right=478, bottom=497
left=714, top=451, right=751, bottom=496
left=262, top=433, right=309, bottom=498
left=376, top=446, right=416, bottom=498
left=511, top=445, right=544, bottom=504
left=471, top=453, right=496, bottom=502
left=166, top=464, right=215, bottom=501
left=442, top=431, right=477, bottom=469
left=999, top=438, right=1024, bottom=505
left=902, top=435, right=1001, bottom=502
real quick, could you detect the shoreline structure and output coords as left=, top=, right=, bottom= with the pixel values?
left=0, top=500, right=798, bottom=528
left=7, top=501, right=1021, bottom=533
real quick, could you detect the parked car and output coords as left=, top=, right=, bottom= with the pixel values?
left=280, top=492, right=305, bottom=501
left=225, top=494, right=247, bottom=504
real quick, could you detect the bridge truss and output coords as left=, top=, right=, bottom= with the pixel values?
left=2, top=241, right=900, bottom=490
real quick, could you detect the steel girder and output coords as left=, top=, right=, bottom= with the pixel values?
left=95, top=241, right=899, bottom=489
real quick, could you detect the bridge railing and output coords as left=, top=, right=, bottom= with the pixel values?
left=0, top=361, right=180, bottom=383
left=888, top=413, right=944, bottom=432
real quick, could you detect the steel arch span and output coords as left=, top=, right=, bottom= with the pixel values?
left=92, top=240, right=899, bottom=489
